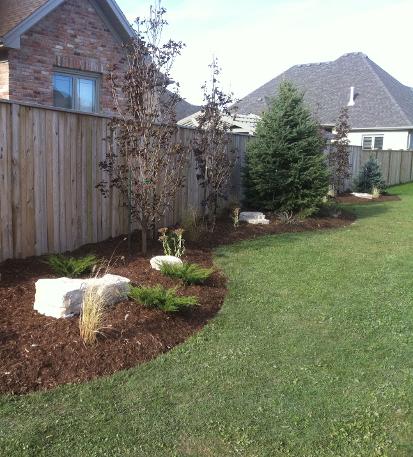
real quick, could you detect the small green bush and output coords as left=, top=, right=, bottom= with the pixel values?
left=353, top=157, right=386, bottom=193
left=296, top=207, right=317, bottom=221
left=160, top=262, right=214, bottom=285
left=46, top=254, right=98, bottom=278
left=129, top=285, right=198, bottom=312
left=181, top=207, right=208, bottom=241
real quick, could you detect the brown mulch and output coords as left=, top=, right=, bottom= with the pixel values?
left=335, top=193, right=401, bottom=204
left=0, top=213, right=355, bottom=395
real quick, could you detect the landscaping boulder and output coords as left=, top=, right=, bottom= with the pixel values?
left=351, top=192, right=373, bottom=200
left=239, top=211, right=270, bottom=225
left=150, top=255, right=183, bottom=271
left=34, top=274, right=130, bottom=319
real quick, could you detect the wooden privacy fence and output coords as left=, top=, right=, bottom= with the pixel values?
left=0, top=101, right=248, bottom=262
left=350, top=145, right=413, bottom=185
left=1, top=99, right=413, bottom=262
left=340, top=145, right=413, bottom=190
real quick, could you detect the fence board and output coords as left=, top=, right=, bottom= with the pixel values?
left=0, top=101, right=249, bottom=261
left=1, top=99, right=412, bottom=262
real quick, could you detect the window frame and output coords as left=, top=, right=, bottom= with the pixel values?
left=408, top=133, right=413, bottom=150
left=53, top=69, right=100, bottom=113
left=362, top=134, right=384, bottom=150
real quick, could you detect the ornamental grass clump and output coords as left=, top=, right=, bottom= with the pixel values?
left=181, top=208, right=207, bottom=241
left=79, top=286, right=107, bottom=345
left=160, top=262, right=214, bottom=285
left=158, top=227, right=185, bottom=258
left=372, top=186, right=381, bottom=199
left=232, top=207, right=240, bottom=228
left=129, top=285, right=198, bottom=313
left=46, top=254, right=98, bottom=278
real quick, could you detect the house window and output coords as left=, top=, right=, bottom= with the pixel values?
left=362, top=135, right=384, bottom=150
left=53, top=71, right=99, bottom=113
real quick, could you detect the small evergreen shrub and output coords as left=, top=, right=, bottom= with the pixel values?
left=296, top=207, right=317, bottom=221
left=353, top=157, right=386, bottom=193
left=160, top=262, right=214, bottom=285
left=46, top=254, right=98, bottom=278
left=316, top=201, right=342, bottom=218
left=129, top=285, right=198, bottom=312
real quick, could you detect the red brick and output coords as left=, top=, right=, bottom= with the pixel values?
left=4, top=0, right=127, bottom=113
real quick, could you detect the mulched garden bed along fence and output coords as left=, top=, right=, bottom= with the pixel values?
left=0, top=213, right=355, bottom=395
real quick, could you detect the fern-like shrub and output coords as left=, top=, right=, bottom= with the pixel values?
left=160, top=262, right=214, bottom=285
left=129, top=285, right=198, bottom=313
left=46, top=254, right=98, bottom=278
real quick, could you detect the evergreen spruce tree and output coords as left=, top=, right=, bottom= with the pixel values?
left=353, top=157, right=386, bottom=193
left=243, top=81, right=329, bottom=212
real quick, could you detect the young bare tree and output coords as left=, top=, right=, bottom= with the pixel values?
left=98, top=2, right=188, bottom=254
left=193, top=58, right=236, bottom=228
left=328, top=107, right=351, bottom=194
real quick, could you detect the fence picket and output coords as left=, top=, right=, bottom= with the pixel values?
left=0, top=100, right=411, bottom=261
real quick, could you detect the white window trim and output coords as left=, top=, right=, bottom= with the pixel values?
left=408, top=133, right=413, bottom=150
left=53, top=69, right=100, bottom=113
left=362, top=134, right=384, bottom=150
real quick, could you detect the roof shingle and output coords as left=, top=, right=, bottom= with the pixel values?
left=236, top=53, right=413, bottom=129
left=0, top=0, right=48, bottom=38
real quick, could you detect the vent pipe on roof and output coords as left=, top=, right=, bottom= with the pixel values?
left=347, top=86, right=355, bottom=106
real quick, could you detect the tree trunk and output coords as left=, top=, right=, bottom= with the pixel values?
left=141, top=228, right=148, bottom=255
left=141, top=218, right=148, bottom=255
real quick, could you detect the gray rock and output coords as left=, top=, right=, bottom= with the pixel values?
left=34, top=274, right=130, bottom=319
left=240, top=211, right=270, bottom=225
left=150, top=255, right=183, bottom=271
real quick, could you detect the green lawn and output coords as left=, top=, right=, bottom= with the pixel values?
left=2, top=185, right=413, bottom=456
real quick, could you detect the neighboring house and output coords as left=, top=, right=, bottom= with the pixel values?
left=0, top=0, right=198, bottom=119
left=235, top=52, right=413, bottom=150
left=178, top=112, right=260, bottom=135
left=175, top=98, right=201, bottom=121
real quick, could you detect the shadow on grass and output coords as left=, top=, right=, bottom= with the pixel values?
left=214, top=227, right=342, bottom=257
left=216, top=204, right=393, bottom=259
left=342, top=202, right=390, bottom=220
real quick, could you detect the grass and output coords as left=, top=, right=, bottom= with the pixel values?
left=129, top=285, right=198, bottom=312
left=1, top=183, right=413, bottom=455
left=159, top=262, right=214, bottom=285
left=79, top=286, right=107, bottom=345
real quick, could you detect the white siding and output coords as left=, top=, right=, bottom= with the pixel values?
left=347, top=130, right=410, bottom=150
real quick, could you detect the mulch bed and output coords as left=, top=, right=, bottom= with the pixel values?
left=335, top=193, right=400, bottom=204
left=0, top=213, right=355, bottom=395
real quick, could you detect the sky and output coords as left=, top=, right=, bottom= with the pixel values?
left=117, top=0, right=413, bottom=106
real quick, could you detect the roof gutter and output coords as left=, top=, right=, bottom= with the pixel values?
left=349, top=126, right=413, bottom=132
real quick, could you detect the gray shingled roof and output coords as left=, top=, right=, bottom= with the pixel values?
left=175, top=98, right=200, bottom=121
left=235, top=53, right=413, bottom=129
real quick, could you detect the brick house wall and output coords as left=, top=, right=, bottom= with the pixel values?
left=5, top=0, right=127, bottom=114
